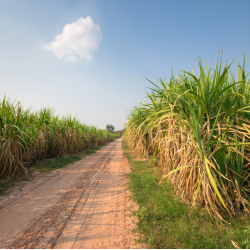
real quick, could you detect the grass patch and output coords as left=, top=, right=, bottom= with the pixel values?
left=0, top=182, right=9, bottom=195
left=31, top=155, right=82, bottom=172
left=85, top=146, right=100, bottom=154
left=0, top=143, right=107, bottom=196
left=122, top=139, right=250, bottom=249
left=0, top=176, right=31, bottom=196
left=32, top=146, right=101, bottom=172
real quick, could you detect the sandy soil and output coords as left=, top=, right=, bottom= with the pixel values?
left=0, top=138, right=142, bottom=249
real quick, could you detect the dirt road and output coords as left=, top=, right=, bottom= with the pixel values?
left=0, top=138, right=139, bottom=249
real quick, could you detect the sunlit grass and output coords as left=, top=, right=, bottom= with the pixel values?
left=123, top=139, right=250, bottom=249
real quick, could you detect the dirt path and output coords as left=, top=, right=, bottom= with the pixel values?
left=0, top=138, right=141, bottom=249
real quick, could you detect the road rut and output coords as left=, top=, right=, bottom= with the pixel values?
left=0, top=138, right=138, bottom=249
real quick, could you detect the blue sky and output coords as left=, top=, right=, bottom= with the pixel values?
left=0, top=0, right=250, bottom=130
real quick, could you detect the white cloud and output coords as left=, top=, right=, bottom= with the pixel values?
left=44, top=17, right=102, bottom=62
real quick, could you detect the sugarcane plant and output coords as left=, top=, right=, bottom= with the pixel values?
left=124, top=53, right=250, bottom=219
left=0, top=97, right=119, bottom=179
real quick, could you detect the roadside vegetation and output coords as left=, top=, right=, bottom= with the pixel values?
left=0, top=155, right=81, bottom=194
left=0, top=144, right=108, bottom=195
left=0, top=96, right=119, bottom=179
left=124, top=53, right=250, bottom=221
left=31, top=155, right=82, bottom=173
left=123, top=139, right=250, bottom=249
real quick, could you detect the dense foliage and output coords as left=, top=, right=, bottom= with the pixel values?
left=106, top=124, right=115, bottom=133
left=124, top=53, right=250, bottom=220
left=0, top=97, right=119, bottom=178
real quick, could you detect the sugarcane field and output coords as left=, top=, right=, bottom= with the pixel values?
left=1, top=0, right=250, bottom=249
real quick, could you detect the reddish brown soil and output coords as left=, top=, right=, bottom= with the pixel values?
left=0, top=139, right=142, bottom=249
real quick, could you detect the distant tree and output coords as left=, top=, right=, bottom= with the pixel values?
left=114, top=129, right=124, bottom=136
left=106, top=124, right=115, bottom=133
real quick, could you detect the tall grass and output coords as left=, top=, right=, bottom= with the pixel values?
left=124, top=53, right=250, bottom=220
left=0, top=97, right=119, bottom=178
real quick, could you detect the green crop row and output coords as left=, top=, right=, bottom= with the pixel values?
left=124, top=53, right=250, bottom=220
left=0, top=97, right=119, bottom=178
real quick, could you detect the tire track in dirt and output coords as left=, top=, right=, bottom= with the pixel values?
left=55, top=145, right=122, bottom=249
left=4, top=149, right=113, bottom=249
left=0, top=139, right=142, bottom=249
